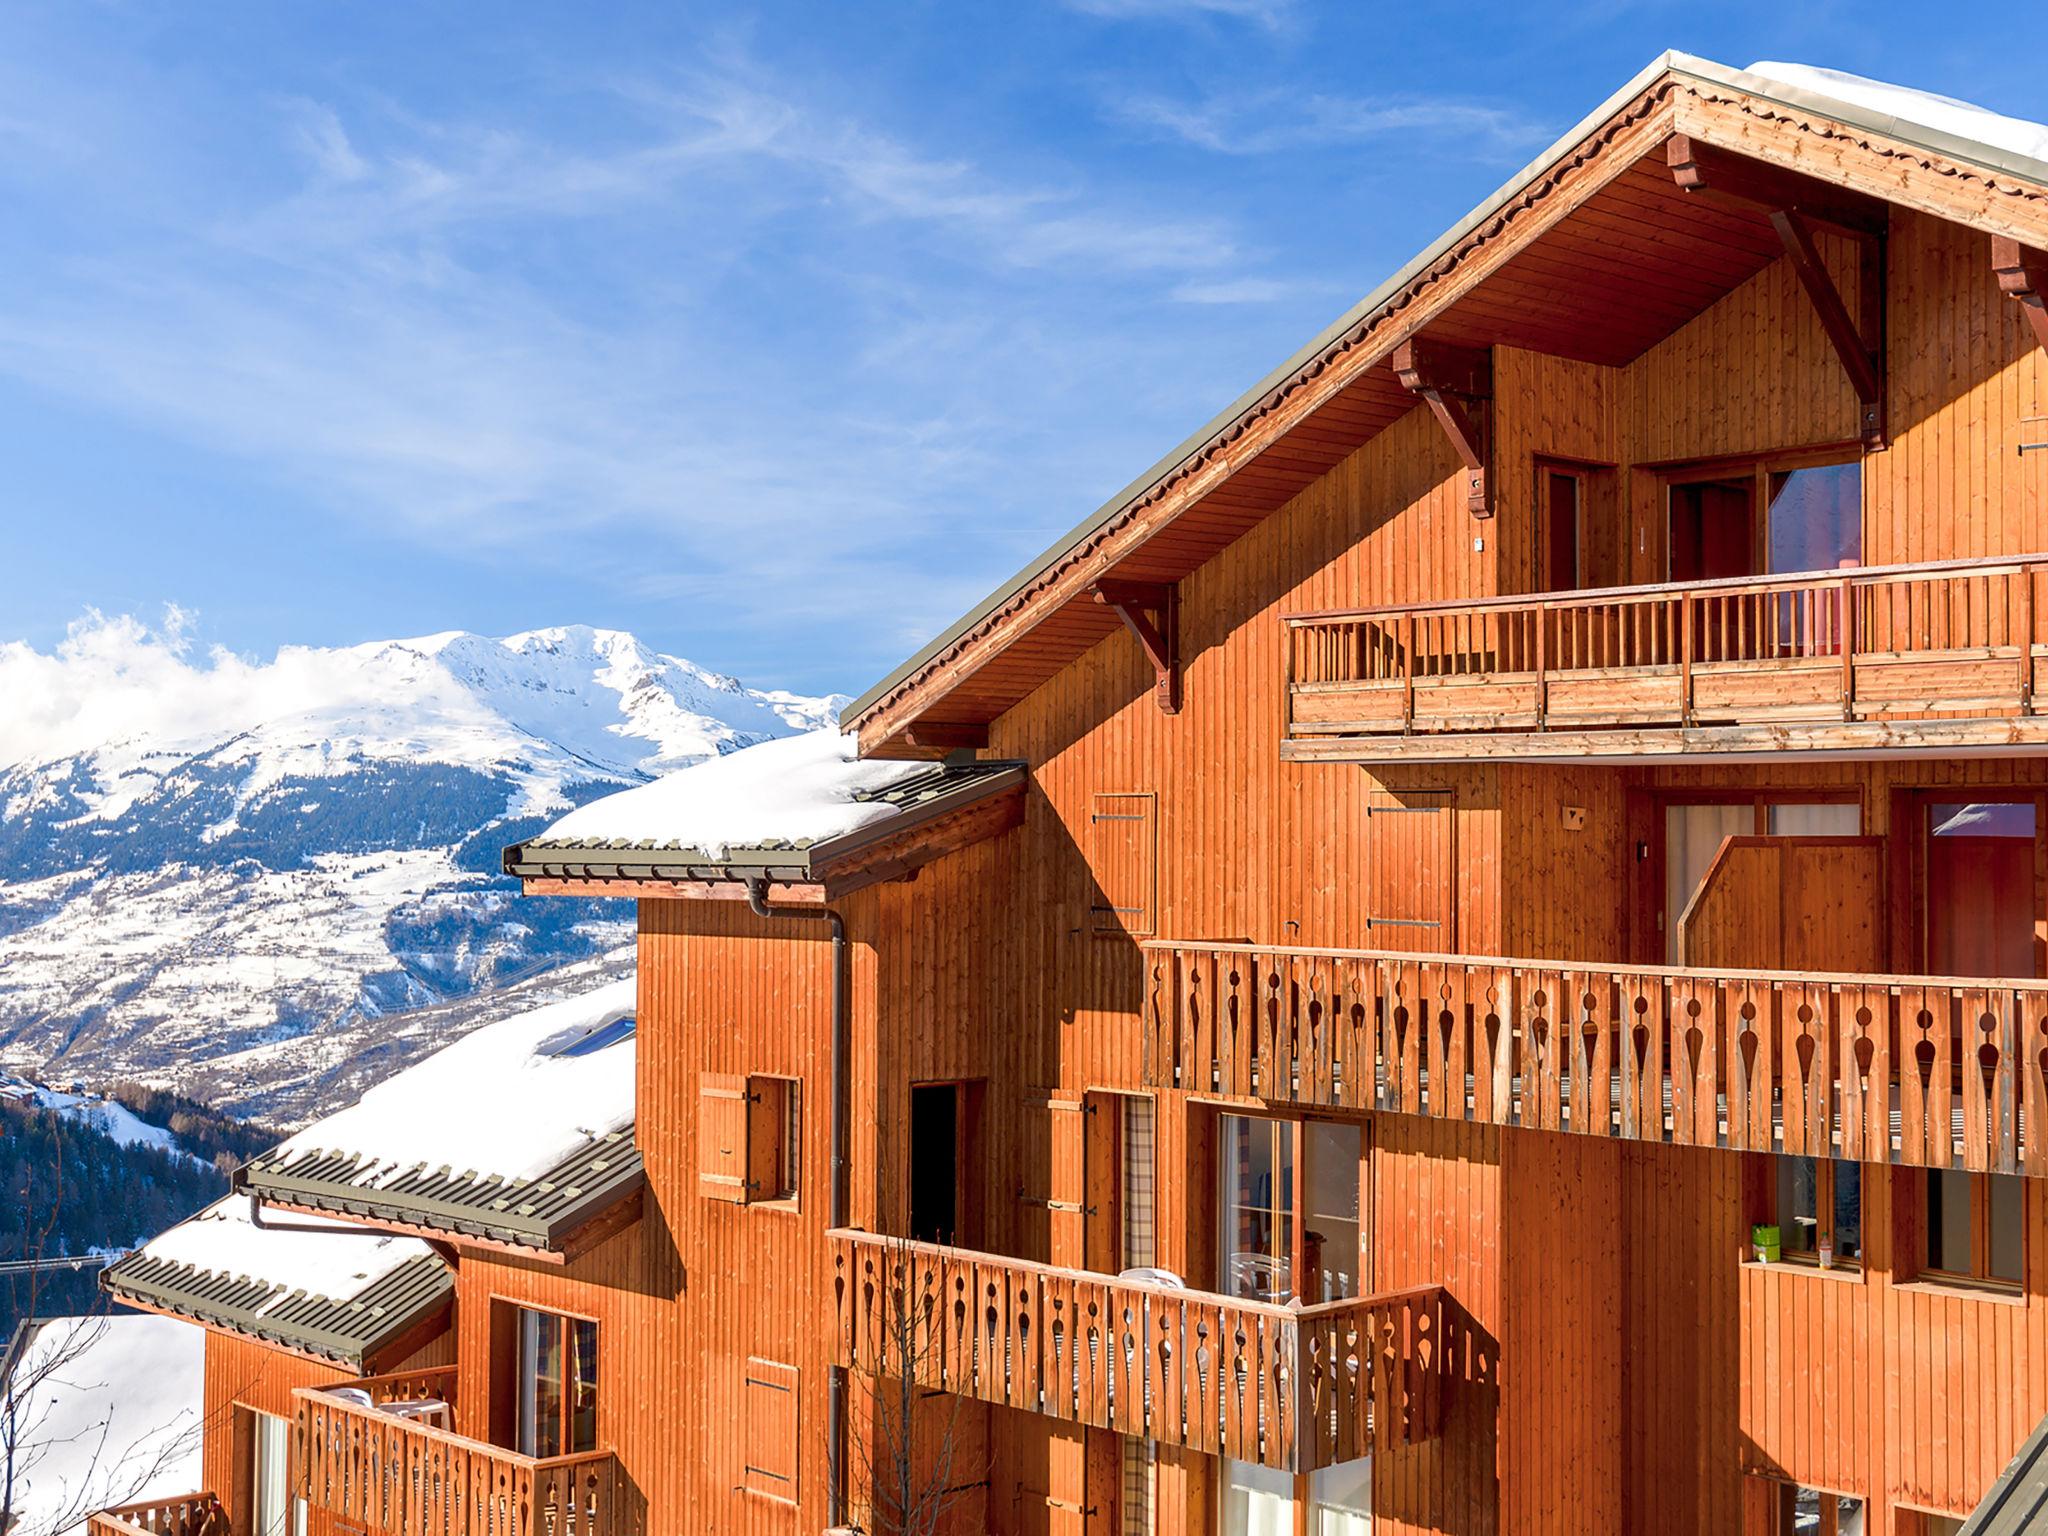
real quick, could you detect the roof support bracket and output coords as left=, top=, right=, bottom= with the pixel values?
left=1092, top=579, right=1180, bottom=713
left=1392, top=337, right=1492, bottom=518
left=1992, top=236, right=2048, bottom=354
left=1667, top=134, right=1888, bottom=450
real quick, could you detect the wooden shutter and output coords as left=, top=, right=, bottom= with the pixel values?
left=741, top=1358, right=798, bottom=1502
left=1017, top=1093, right=1088, bottom=1266
left=1087, top=792, right=1157, bottom=936
left=1365, top=788, right=1454, bottom=951
left=699, top=1073, right=750, bottom=1202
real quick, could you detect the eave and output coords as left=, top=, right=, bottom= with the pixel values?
left=842, top=53, right=2048, bottom=758
left=504, top=761, right=1026, bottom=901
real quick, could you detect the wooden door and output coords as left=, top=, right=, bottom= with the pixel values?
left=1670, top=477, right=1756, bottom=582
left=1365, top=787, right=1454, bottom=952
left=1677, top=836, right=1884, bottom=971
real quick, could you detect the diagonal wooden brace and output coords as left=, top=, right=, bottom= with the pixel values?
left=1993, top=236, right=2048, bottom=354
left=1092, top=578, right=1180, bottom=713
left=1392, top=337, right=1492, bottom=518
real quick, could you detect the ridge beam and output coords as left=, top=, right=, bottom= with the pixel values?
left=1391, top=337, right=1492, bottom=519
left=1092, top=579, right=1181, bottom=713
left=1993, top=236, right=2048, bottom=353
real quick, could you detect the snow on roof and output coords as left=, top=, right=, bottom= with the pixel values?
left=138, top=1195, right=430, bottom=1305
left=1746, top=61, right=2048, bottom=168
left=530, top=728, right=939, bottom=857
left=3, top=1314, right=203, bottom=1536
left=271, top=977, right=637, bottom=1184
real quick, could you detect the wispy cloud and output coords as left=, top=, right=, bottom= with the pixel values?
left=1060, top=0, right=1295, bottom=29
left=1117, top=88, right=1550, bottom=158
left=1169, top=276, right=1318, bottom=305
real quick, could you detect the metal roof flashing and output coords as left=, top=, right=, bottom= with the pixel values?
left=841, top=51, right=2048, bottom=734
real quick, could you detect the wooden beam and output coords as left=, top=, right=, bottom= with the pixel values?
left=1992, top=235, right=2048, bottom=353
left=1769, top=209, right=1887, bottom=448
left=1091, top=580, right=1181, bottom=713
left=1392, top=337, right=1491, bottom=518
left=1665, top=134, right=1889, bottom=237
left=521, top=875, right=827, bottom=903
left=898, top=721, right=990, bottom=753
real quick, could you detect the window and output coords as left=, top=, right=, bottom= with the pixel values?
left=1747, top=1478, right=1866, bottom=1536
left=1665, top=455, right=1861, bottom=584
left=515, top=1307, right=598, bottom=1458
left=1219, top=1456, right=1372, bottom=1535
left=1088, top=792, right=1157, bottom=936
left=699, top=1072, right=800, bottom=1205
left=1218, top=1114, right=1365, bottom=1305
left=742, top=1358, right=798, bottom=1503
left=1767, top=462, right=1862, bottom=575
left=1765, top=1156, right=1861, bottom=1268
left=1120, top=1096, right=1157, bottom=1272
left=1926, top=1169, right=2024, bottom=1287
left=1120, top=1436, right=1154, bottom=1535
left=244, top=1408, right=304, bottom=1536
left=1541, top=464, right=1584, bottom=592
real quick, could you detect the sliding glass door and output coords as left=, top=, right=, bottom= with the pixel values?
left=515, top=1306, right=599, bottom=1458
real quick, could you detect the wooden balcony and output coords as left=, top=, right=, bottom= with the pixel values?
left=85, top=1494, right=226, bottom=1536
left=828, top=1227, right=1447, bottom=1473
left=1144, top=942, right=2048, bottom=1176
left=293, top=1365, right=624, bottom=1536
left=1283, top=554, right=2048, bottom=761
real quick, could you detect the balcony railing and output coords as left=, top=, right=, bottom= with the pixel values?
left=293, top=1366, right=623, bottom=1536
left=1283, top=554, right=2048, bottom=758
left=828, top=1227, right=1446, bottom=1473
left=85, top=1494, right=226, bottom=1536
left=1144, top=942, right=2048, bottom=1176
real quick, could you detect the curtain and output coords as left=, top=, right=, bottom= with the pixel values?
left=1664, top=804, right=1753, bottom=963
left=1121, top=1097, right=1156, bottom=1270
left=1222, top=1459, right=1294, bottom=1536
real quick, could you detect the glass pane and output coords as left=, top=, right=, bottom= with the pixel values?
left=1303, top=1121, right=1363, bottom=1302
left=1777, top=1157, right=1820, bottom=1258
left=1310, top=1456, right=1372, bottom=1536
left=1666, top=804, right=1755, bottom=963
left=1836, top=1493, right=1867, bottom=1536
left=517, top=1310, right=538, bottom=1456
left=1120, top=1437, right=1153, bottom=1535
left=1223, top=1458, right=1295, bottom=1536
left=252, top=1411, right=290, bottom=1536
left=1991, top=1174, right=2024, bottom=1283
left=522, top=1309, right=565, bottom=1459
left=1767, top=462, right=1861, bottom=574
left=1833, top=1162, right=1861, bottom=1263
left=1767, top=803, right=1860, bottom=837
left=1928, top=1170, right=1974, bottom=1274
left=569, top=1318, right=600, bottom=1452
left=1219, top=1115, right=1292, bottom=1302
left=1932, top=801, right=2037, bottom=838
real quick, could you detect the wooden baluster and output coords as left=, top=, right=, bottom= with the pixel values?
left=1680, top=593, right=1694, bottom=725
left=2021, top=570, right=2036, bottom=715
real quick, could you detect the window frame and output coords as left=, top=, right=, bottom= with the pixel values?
left=507, top=1302, right=600, bottom=1460
left=1214, top=1108, right=1372, bottom=1308
left=1655, top=445, right=1864, bottom=584
left=1920, top=1167, right=2026, bottom=1292
left=1757, top=1154, right=1863, bottom=1273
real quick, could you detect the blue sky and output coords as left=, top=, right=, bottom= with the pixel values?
left=0, top=0, right=2037, bottom=698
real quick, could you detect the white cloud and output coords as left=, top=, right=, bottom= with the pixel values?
left=1118, top=89, right=1548, bottom=157
left=1171, top=276, right=1308, bottom=304
left=0, top=609, right=442, bottom=768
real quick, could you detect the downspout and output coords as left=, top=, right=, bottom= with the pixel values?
left=747, top=878, right=848, bottom=1529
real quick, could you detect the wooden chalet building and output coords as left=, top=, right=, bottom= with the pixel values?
left=88, top=49, right=2048, bottom=1536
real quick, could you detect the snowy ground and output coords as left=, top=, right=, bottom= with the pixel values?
left=1, top=1314, right=204, bottom=1536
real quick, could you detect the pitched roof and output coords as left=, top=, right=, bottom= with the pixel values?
left=841, top=52, right=2048, bottom=751
left=102, top=1198, right=451, bottom=1371
left=504, top=731, right=1025, bottom=887
left=239, top=1126, right=643, bottom=1255
left=1960, top=1407, right=2048, bottom=1534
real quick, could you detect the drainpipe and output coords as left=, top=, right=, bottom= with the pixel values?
left=747, top=878, right=848, bottom=1529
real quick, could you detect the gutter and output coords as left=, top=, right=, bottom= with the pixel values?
left=746, top=878, right=849, bottom=1529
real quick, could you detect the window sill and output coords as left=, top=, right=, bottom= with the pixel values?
left=1745, top=1258, right=1865, bottom=1284
left=749, top=1197, right=802, bottom=1216
left=1892, top=1276, right=2026, bottom=1306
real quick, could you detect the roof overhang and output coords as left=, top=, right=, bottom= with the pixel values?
left=842, top=53, right=2048, bottom=757
left=503, top=760, right=1027, bottom=901
left=101, top=1249, right=453, bottom=1373
left=234, top=1128, right=645, bottom=1264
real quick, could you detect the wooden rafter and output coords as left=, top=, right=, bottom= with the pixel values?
left=1391, top=337, right=1492, bottom=518
left=1092, top=578, right=1181, bottom=712
left=1992, top=235, right=2048, bottom=353
left=1667, top=134, right=1889, bottom=449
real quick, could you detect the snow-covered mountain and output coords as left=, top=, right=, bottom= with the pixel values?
left=0, top=626, right=840, bottom=1125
